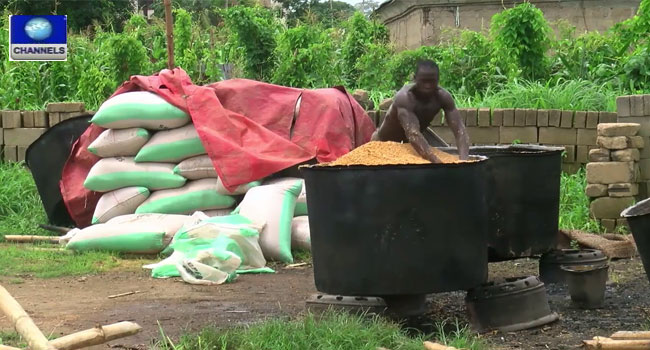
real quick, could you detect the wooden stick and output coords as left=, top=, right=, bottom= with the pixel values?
left=584, top=337, right=650, bottom=350
left=163, top=0, right=174, bottom=69
left=611, top=331, right=650, bottom=340
left=4, top=236, right=59, bottom=244
left=0, top=345, right=22, bottom=350
left=107, top=291, right=139, bottom=299
left=0, top=285, right=54, bottom=350
left=49, top=322, right=142, bottom=350
left=423, top=341, right=459, bottom=350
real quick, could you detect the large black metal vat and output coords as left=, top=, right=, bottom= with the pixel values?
left=440, top=145, right=564, bottom=261
left=621, top=198, right=650, bottom=282
left=301, top=156, right=489, bottom=296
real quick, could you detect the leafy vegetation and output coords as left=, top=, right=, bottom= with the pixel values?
left=559, top=168, right=602, bottom=233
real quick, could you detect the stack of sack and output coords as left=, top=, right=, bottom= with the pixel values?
left=64, top=90, right=313, bottom=272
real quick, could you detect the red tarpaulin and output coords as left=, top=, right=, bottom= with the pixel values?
left=60, top=68, right=375, bottom=228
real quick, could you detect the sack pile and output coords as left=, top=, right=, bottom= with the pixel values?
left=66, top=91, right=312, bottom=267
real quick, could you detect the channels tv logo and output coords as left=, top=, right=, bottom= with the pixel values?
left=9, top=15, right=67, bottom=61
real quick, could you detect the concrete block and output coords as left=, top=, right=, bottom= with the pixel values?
left=563, top=145, right=576, bottom=163
left=503, top=109, right=515, bottom=126
left=478, top=108, right=490, bottom=127
left=3, top=146, right=17, bottom=162
left=577, top=145, right=591, bottom=163
left=430, top=127, right=455, bottom=145
left=589, top=148, right=610, bottom=162
left=561, top=163, right=581, bottom=174
left=0, top=128, right=3, bottom=144
left=600, top=219, right=617, bottom=233
left=46, top=102, right=85, bottom=113
left=34, top=111, right=47, bottom=127
left=499, top=127, right=538, bottom=144
left=573, top=111, right=587, bottom=128
left=514, top=109, right=526, bottom=127
left=352, top=89, right=372, bottom=110
left=631, top=95, right=645, bottom=117
left=590, top=196, right=635, bottom=219
left=379, top=98, right=393, bottom=110
left=608, top=183, right=639, bottom=197
left=627, top=136, right=645, bottom=149
left=598, top=123, right=640, bottom=137
left=612, top=148, right=640, bottom=162
left=17, top=146, right=27, bottom=162
left=617, top=218, right=630, bottom=231
left=492, top=109, right=504, bottom=126
left=585, top=183, right=608, bottom=198
left=641, top=139, right=650, bottom=157
left=60, top=111, right=85, bottom=121
left=537, top=110, right=549, bottom=127
left=586, top=162, right=636, bottom=184
left=464, top=109, right=477, bottom=127
left=49, top=112, right=60, bottom=127
left=21, top=111, right=34, bottom=128
left=616, top=96, right=631, bottom=117
left=525, top=109, right=537, bottom=126
left=639, top=159, right=650, bottom=180
left=3, top=128, right=47, bottom=146
left=539, top=127, right=577, bottom=145
left=586, top=111, right=599, bottom=129
left=599, top=112, right=617, bottom=124
left=645, top=95, right=650, bottom=116
left=597, top=136, right=628, bottom=150
left=561, top=110, right=574, bottom=128
left=617, top=116, right=650, bottom=136
left=467, top=127, right=499, bottom=145
left=549, top=110, right=561, bottom=127
left=577, top=129, right=597, bottom=145
left=2, top=111, right=21, bottom=128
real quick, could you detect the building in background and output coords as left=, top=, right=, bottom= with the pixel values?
left=373, top=0, right=641, bottom=50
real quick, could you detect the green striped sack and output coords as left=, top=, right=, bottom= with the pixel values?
left=91, top=91, right=190, bottom=130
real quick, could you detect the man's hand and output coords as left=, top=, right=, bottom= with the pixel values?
left=439, top=90, right=470, bottom=160
left=397, top=107, right=442, bottom=163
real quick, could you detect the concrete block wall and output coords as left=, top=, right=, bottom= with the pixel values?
left=1, top=103, right=90, bottom=162
left=617, top=95, right=650, bottom=198
left=585, top=123, right=643, bottom=233
left=368, top=98, right=617, bottom=174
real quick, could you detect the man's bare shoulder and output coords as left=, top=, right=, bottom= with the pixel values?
left=436, top=87, right=456, bottom=108
left=392, top=84, right=415, bottom=108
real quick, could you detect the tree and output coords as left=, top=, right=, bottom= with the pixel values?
left=276, top=0, right=355, bottom=26
left=0, top=0, right=135, bottom=31
left=355, top=0, right=380, bottom=17
left=147, top=0, right=260, bottom=26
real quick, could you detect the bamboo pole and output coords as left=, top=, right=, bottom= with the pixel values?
left=423, top=341, right=459, bottom=350
left=48, top=322, right=142, bottom=350
left=0, top=345, right=22, bottom=350
left=164, top=0, right=174, bottom=69
left=611, top=331, right=650, bottom=340
left=584, top=336, right=650, bottom=350
left=0, top=285, right=54, bottom=350
left=3, top=236, right=60, bottom=244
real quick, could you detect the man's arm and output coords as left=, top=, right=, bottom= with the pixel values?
left=396, top=107, right=442, bottom=163
left=439, top=89, right=470, bottom=160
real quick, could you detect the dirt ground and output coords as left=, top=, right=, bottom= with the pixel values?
left=1, top=257, right=649, bottom=350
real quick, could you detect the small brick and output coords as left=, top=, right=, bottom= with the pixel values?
left=33, top=111, right=48, bottom=127
left=577, top=145, right=590, bottom=163
left=60, top=111, right=85, bottom=121
left=612, top=148, right=640, bottom=162
left=2, top=111, right=22, bottom=128
left=379, top=98, right=393, bottom=110
left=599, top=112, right=618, bottom=124
left=499, top=127, right=538, bottom=144
left=631, top=95, right=645, bottom=117
left=587, top=162, right=636, bottom=184
left=616, top=96, right=631, bottom=117
left=46, top=102, right=85, bottom=113
left=549, top=110, right=561, bottom=127
left=539, top=127, right=577, bottom=145
left=21, top=111, right=34, bottom=128
left=478, top=108, right=491, bottom=127
left=601, top=219, right=617, bottom=233
left=598, top=136, right=628, bottom=150
left=589, top=148, right=610, bottom=162
left=467, top=127, right=499, bottom=144
left=4, top=128, right=47, bottom=146
left=586, top=111, right=599, bottom=129
left=0, top=128, right=3, bottom=144
left=563, top=145, right=576, bottom=163
left=573, top=111, right=587, bottom=128
left=638, top=159, right=650, bottom=180
left=645, top=95, right=650, bottom=116
left=585, top=183, right=608, bottom=198
left=608, top=183, right=639, bottom=197
left=590, top=196, right=635, bottom=219
left=560, top=110, right=574, bottom=128
left=537, top=110, right=549, bottom=127
left=491, top=109, right=504, bottom=126
left=465, top=109, right=478, bottom=127
left=514, top=109, right=526, bottom=127
left=525, top=109, right=537, bottom=126
left=628, top=136, right=645, bottom=149
left=49, top=112, right=61, bottom=127
left=577, top=129, right=597, bottom=145
left=617, top=116, right=650, bottom=136
left=17, top=146, right=28, bottom=162
left=598, top=123, right=640, bottom=137
left=503, top=109, right=515, bottom=126
left=3, top=146, right=17, bottom=162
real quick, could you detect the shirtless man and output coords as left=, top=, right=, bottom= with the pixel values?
left=371, top=60, right=470, bottom=163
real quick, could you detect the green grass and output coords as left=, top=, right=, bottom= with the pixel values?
left=0, top=161, right=49, bottom=238
left=0, top=330, right=24, bottom=347
left=559, top=167, right=602, bottom=233
left=154, top=311, right=485, bottom=350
